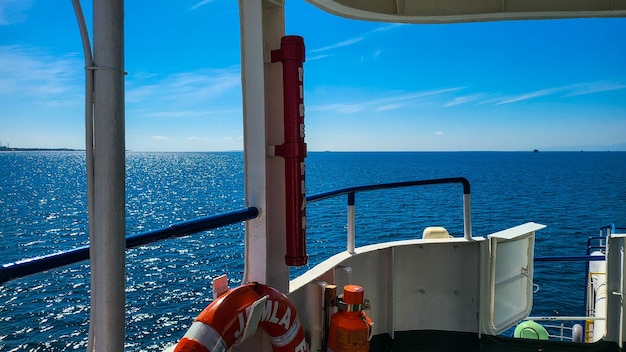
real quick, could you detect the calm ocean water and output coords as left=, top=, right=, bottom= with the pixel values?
left=1, top=151, right=625, bottom=350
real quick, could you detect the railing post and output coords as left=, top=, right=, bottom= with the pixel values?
left=463, top=193, right=472, bottom=240
left=347, top=192, right=355, bottom=253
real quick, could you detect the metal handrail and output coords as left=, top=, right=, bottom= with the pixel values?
left=306, top=177, right=472, bottom=252
left=2, top=177, right=472, bottom=284
left=306, top=177, right=470, bottom=202
left=534, top=255, right=606, bottom=262
left=0, top=207, right=259, bottom=285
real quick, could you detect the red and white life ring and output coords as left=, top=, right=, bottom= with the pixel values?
left=174, top=283, right=308, bottom=352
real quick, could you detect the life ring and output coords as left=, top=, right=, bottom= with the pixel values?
left=174, top=283, right=308, bottom=352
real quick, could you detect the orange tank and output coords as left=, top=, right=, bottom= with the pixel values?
left=328, top=285, right=373, bottom=352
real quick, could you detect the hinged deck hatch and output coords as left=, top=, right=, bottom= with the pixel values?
left=480, top=222, right=546, bottom=335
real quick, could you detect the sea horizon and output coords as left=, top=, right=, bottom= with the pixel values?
left=2, top=147, right=626, bottom=153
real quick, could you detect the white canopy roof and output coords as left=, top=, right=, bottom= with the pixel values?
left=305, top=0, right=626, bottom=23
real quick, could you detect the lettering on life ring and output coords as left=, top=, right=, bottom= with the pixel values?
left=174, top=283, right=308, bottom=352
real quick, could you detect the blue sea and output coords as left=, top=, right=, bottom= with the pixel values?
left=1, top=151, right=625, bottom=351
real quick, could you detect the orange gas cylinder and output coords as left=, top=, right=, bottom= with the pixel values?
left=328, top=285, right=373, bottom=352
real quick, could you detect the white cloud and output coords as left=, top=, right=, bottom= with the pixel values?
left=476, top=97, right=505, bottom=106
left=136, top=108, right=241, bottom=119
left=151, top=135, right=170, bottom=141
left=309, top=87, right=464, bottom=114
left=189, top=0, right=215, bottom=10
left=310, top=24, right=402, bottom=54
left=377, top=103, right=407, bottom=111
left=187, top=136, right=208, bottom=141
left=370, top=87, right=464, bottom=110
left=496, top=87, right=565, bottom=105
left=310, top=37, right=364, bottom=53
left=0, top=46, right=83, bottom=102
left=490, top=81, right=626, bottom=105
left=0, top=0, right=32, bottom=25
left=307, top=54, right=333, bottom=62
left=434, top=131, right=444, bottom=136
left=187, top=136, right=239, bottom=142
left=308, top=102, right=363, bottom=114
left=126, top=67, right=241, bottom=104
left=444, top=94, right=481, bottom=107
left=564, top=81, right=626, bottom=97
left=369, top=24, right=403, bottom=33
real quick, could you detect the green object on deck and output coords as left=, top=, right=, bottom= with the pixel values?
left=514, top=321, right=550, bottom=340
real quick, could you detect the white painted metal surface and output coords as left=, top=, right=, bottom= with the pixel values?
left=589, top=251, right=608, bottom=342
left=480, top=222, right=544, bottom=335
left=289, top=223, right=545, bottom=349
left=239, top=0, right=290, bottom=292
left=290, top=235, right=486, bottom=348
left=305, top=0, right=626, bottom=23
left=236, top=2, right=291, bottom=351
left=606, top=233, right=626, bottom=347
left=463, top=193, right=472, bottom=240
left=240, top=0, right=270, bottom=287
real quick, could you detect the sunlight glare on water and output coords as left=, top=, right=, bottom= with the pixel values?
left=1, top=151, right=625, bottom=350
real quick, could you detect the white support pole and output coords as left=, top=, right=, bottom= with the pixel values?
left=463, top=193, right=472, bottom=240
left=240, top=0, right=268, bottom=287
left=239, top=0, right=289, bottom=292
left=347, top=205, right=355, bottom=253
left=236, top=3, right=287, bottom=351
left=347, top=192, right=356, bottom=253
left=89, top=0, right=126, bottom=350
left=606, top=234, right=626, bottom=347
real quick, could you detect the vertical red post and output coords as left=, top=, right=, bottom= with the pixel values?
left=271, top=36, right=308, bottom=266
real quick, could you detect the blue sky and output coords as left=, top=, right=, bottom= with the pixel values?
left=1, top=1, right=625, bottom=152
